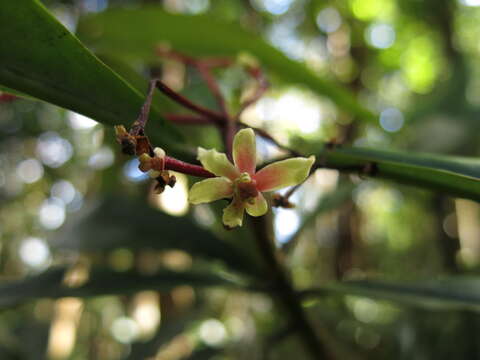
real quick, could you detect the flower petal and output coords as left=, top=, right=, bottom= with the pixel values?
left=254, top=156, right=315, bottom=192
left=222, top=198, right=245, bottom=228
left=197, top=147, right=239, bottom=180
left=188, top=177, right=233, bottom=204
left=245, top=193, right=268, bottom=217
left=233, top=128, right=256, bottom=175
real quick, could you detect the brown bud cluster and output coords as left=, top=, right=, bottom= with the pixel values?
left=114, top=125, right=153, bottom=157
left=114, top=125, right=137, bottom=155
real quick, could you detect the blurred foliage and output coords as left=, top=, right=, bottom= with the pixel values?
left=2, top=0, right=480, bottom=359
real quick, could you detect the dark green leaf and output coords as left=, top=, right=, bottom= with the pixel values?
left=0, top=0, right=180, bottom=142
left=305, top=277, right=480, bottom=312
left=0, top=266, right=245, bottom=308
left=321, top=146, right=480, bottom=201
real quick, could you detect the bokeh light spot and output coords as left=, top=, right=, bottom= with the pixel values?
left=111, top=317, right=139, bottom=344
left=366, top=23, right=395, bottom=49
left=316, top=7, right=342, bottom=33
left=255, top=0, right=294, bottom=15
left=199, top=319, right=227, bottom=346
left=39, top=198, right=66, bottom=229
left=379, top=107, right=404, bottom=132
left=17, top=159, right=44, bottom=184
left=19, top=237, right=51, bottom=269
left=36, top=132, right=73, bottom=168
left=51, top=180, right=76, bottom=204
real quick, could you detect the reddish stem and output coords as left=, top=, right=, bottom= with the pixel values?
left=165, top=156, right=214, bottom=178
left=194, top=63, right=236, bottom=160
left=155, top=80, right=225, bottom=123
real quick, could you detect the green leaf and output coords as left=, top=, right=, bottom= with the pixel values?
left=53, top=196, right=261, bottom=276
left=0, top=266, right=245, bottom=308
left=320, top=146, right=480, bottom=201
left=76, top=7, right=375, bottom=122
left=0, top=0, right=179, bottom=142
left=305, top=277, right=480, bottom=312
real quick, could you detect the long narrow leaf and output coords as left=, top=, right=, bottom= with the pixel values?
left=303, top=277, right=480, bottom=312
left=0, top=0, right=179, bottom=141
left=0, top=266, right=245, bottom=308
left=320, top=147, right=480, bottom=201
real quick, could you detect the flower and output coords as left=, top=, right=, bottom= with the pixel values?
left=188, top=128, right=315, bottom=228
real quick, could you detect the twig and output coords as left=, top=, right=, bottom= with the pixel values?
left=283, top=183, right=303, bottom=201
left=194, top=63, right=236, bottom=159
left=164, top=156, right=214, bottom=178
left=130, top=79, right=158, bottom=136
left=250, top=216, right=332, bottom=360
